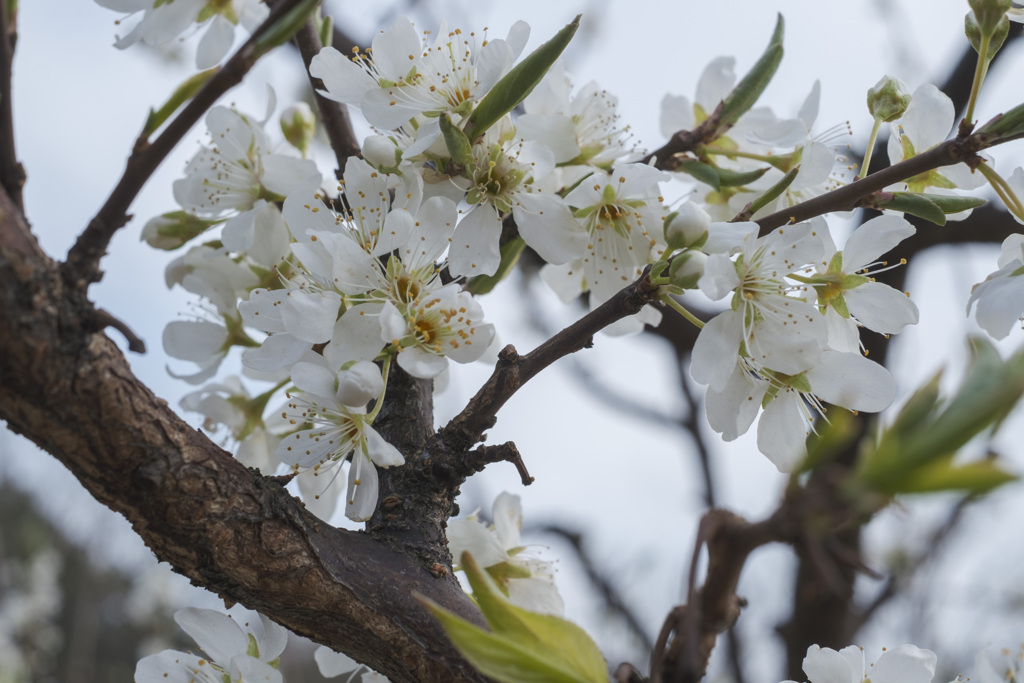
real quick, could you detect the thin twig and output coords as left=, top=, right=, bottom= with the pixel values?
left=439, top=271, right=662, bottom=451
left=755, top=133, right=996, bottom=235
left=293, top=19, right=361, bottom=179
left=61, top=0, right=311, bottom=288
left=94, top=308, right=146, bottom=354
left=0, top=0, right=24, bottom=214
left=468, top=442, right=533, bottom=486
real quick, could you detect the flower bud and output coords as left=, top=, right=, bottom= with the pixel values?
left=969, top=0, right=1012, bottom=36
left=141, top=211, right=218, bottom=250
left=362, top=135, right=402, bottom=172
left=280, top=102, right=316, bottom=157
left=669, top=250, right=707, bottom=290
left=866, top=75, right=911, bottom=123
left=664, top=202, right=711, bottom=250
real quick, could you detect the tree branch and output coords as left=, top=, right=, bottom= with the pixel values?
left=294, top=19, right=361, bottom=179
left=439, top=269, right=662, bottom=451
left=61, top=0, right=310, bottom=289
left=0, top=187, right=490, bottom=683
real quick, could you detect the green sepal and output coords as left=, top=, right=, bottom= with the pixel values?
left=829, top=294, right=851, bottom=319
left=246, top=633, right=260, bottom=659
left=667, top=251, right=705, bottom=290
left=969, top=0, right=1012, bottom=35
left=467, top=237, right=526, bottom=295
left=717, top=15, right=785, bottom=133
left=965, top=9, right=1010, bottom=61
left=419, top=552, right=608, bottom=683
left=841, top=273, right=870, bottom=289
left=142, top=211, right=221, bottom=250
left=440, top=113, right=473, bottom=166
left=144, top=69, right=218, bottom=137
left=253, top=0, right=321, bottom=58
left=464, top=15, right=581, bottom=140
left=875, top=192, right=947, bottom=225
left=650, top=259, right=670, bottom=280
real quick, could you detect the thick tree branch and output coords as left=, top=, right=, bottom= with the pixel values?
left=0, top=187, right=490, bottom=683
left=61, top=0, right=310, bottom=289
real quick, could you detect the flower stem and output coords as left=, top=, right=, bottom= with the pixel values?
left=660, top=294, right=705, bottom=329
left=965, top=33, right=992, bottom=127
left=979, top=163, right=1024, bottom=220
left=857, top=117, right=883, bottom=180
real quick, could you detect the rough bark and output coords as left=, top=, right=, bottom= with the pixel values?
left=0, top=186, right=491, bottom=683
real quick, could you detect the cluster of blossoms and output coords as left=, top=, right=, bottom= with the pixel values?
left=125, top=7, right=1024, bottom=518
left=88, top=2, right=1024, bottom=680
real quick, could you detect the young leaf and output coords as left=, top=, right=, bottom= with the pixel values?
left=144, top=69, right=218, bottom=137
left=874, top=192, right=947, bottom=225
left=440, top=113, right=474, bottom=166
left=464, top=15, right=581, bottom=140
left=716, top=14, right=785, bottom=133
left=419, top=552, right=608, bottom=683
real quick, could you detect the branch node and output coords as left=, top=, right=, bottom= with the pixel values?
left=470, top=441, right=533, bottom=485
left=94, top=308, right=147, bottom=353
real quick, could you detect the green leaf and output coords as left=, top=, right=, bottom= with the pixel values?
left=673, top=160, right=722, bottom=190
left=897, top=454, right=1017, bottom=495
left=465, top=15, right=581, bottom=140
left=876, top=192, right=947, bottom=225
left=978, top=101, right=1024, bottom=139
left=925, top=194, right=988, bottom=214
left=144, top=68, right=218, bottom=137
left=420, top=552, right=608, bottom=683
left=717, top=14, right=784, bottom=132
left=440, top=113, right=474, bottom=166
left=742, top=165, right=799, bottom=216
left=253, top=0, right=321, bottom=58
left=856, top=338, right=1024, bottom=495
left=714, top=165, right=770, bottom=188
left=467, top=237, right=526, bottom=295
left=421, top=602, right=597, bottom=683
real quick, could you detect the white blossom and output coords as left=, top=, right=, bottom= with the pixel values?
left=447, top=492, right=565, bottom=616
left=135, top=607, right=287, bottom=683
left=781, top=644, right=936, bottom=683
left=96, top=0, right=270, bottom=69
